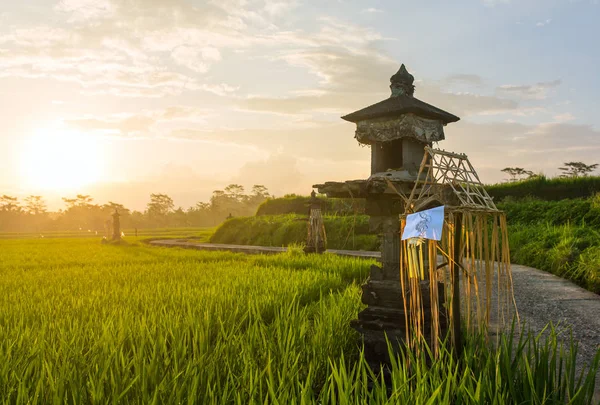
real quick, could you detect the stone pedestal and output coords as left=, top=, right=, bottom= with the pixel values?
left=352, top=280, right=447, bottom=367
left=350, top=201, right=447, bottom=369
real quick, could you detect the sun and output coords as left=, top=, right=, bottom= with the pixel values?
left=19, top=129, right=104, bottom=191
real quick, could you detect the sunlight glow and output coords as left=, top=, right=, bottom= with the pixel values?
left=19, top=129, right=104, bottom=191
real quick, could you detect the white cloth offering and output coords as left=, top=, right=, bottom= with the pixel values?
left=401, top=206, right=445, bottom=241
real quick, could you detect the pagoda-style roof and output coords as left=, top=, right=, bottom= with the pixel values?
left=341, top=64, right=460, bottom=125
left=342, top=95, right=460, bottom=124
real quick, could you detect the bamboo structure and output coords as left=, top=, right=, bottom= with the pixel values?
left=400, top=147, right=518, bottom=355
left=305, top=192, right=327, bottom=254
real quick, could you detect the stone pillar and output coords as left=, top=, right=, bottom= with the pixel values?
left=351, top=197, right=407, bottom=368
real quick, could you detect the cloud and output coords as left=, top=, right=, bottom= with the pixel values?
left=239, top=76, right=519, bottom=119
left=231, top=154, right=305, bottom=195
left=442, top=74, right=484, bottom=86
left=64, top=107, right=213, bottom=136
left=553, top=113, right=576, bottom=122
left=227, top=16, right=519, bottom=120
left=418, top=85, right=519, bottom=117
left=170, top=46, right=222, bottom=73
left=442, top=120, right=600, bottom=181
left=0, top=0, right=289, bottom=98
left=237, top=39, right=517, bottom=119
left=496, top=79, right=561, bottom=100
left=361, top=8, right=383, bottom=13
left=483, top=0, right=510, bottom=6
left=169, top=123, right=371, bottom=162
left=536, top=19, right=552, bottom=27
left=263, top=0, right=299, bottom=16
left=55, top=0, right=116, bottom=22
left=0, top=41, right=236, bottom=97
left=67, top=115, right=156, bottom=135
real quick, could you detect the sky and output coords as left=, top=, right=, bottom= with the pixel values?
left=1, top=0, right=599, bottom=210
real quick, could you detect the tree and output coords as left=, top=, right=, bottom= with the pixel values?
left=0, top=195, right=21, bottom=232
left=251, top=185, right=270, bottom=199
left=224, top=184, right=245, bottom=203
left=501, top=167, right=534, bottom=182
left=559, top=162, right=599, bottom=178
left=60, top=195, right=106, bottom=231
left=246, top=184, right=271, bottom=213
left=102, top=202, right=130, bottom=216
left=170, top=207, right=189, bottom=227
left=62, top=194, right=94, bottom=210
left=0, top=195, right=20, bottom=212
left=146, top=193, right=174, bottom=227
left=24, top=195, right=47, bottom=215
left=147, top=194, right=174, bottom=216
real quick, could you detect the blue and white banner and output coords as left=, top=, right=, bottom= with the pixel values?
left=401, top=206, right=445, bottom=241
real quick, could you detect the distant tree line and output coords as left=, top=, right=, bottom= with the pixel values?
left=501, top=161, right=598, bottom=182
left=0, top=184, right=271, bottom=233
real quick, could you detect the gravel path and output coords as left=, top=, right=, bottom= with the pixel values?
left=509, top=263, right=600, bottom=401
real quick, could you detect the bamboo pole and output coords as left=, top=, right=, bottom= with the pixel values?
left=452, top=213, right=463, bottom=356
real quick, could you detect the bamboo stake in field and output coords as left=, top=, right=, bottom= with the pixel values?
left=451, top=213, right=463, bottom=355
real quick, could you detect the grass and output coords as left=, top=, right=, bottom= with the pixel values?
left=497, top=195, right=600, bottom=227
left=508, top=223, right=600, bottom=294
left=210, top=214, right=378, bottom=251
left=0, top=237, right=598, bottom=403
left=487, top=175, right=600, bottom=201
left=256, top=195, right=365, bottom=216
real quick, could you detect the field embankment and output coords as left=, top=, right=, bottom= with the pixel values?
left=487, top=175, right=600, bottom=201
left=507, top=222, right=600, bottom=294
left=210, top=214, right=378, bottom=251
left=256, top=195, right=365, bottom=216
left=494, top=187, right=600, bottom=294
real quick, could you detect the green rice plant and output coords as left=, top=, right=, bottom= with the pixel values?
left=0, top=238, right=598, bottom=403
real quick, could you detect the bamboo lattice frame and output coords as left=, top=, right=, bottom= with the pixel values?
left=407, top=147, right=498, bottom=213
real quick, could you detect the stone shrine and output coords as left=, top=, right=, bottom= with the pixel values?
left=314, top=64, right=460, bottom=367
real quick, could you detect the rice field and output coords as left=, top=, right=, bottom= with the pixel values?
left=0, top=237, right=598, bottom=404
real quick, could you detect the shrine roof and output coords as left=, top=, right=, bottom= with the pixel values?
left=341, top=64, right=460, bottom=125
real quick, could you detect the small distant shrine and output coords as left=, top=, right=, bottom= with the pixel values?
left=314, top=64, right=516, bottom=367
